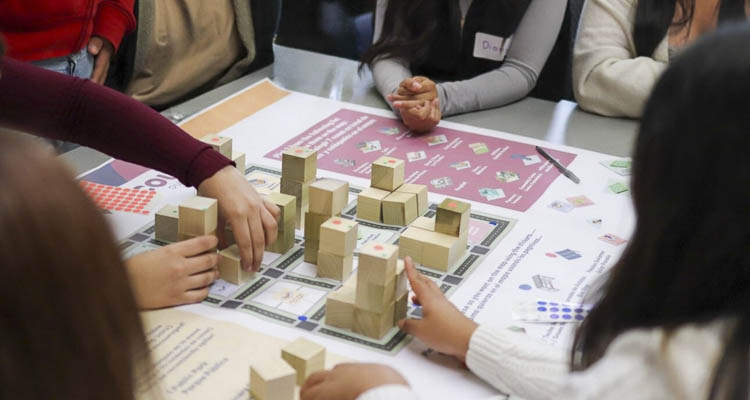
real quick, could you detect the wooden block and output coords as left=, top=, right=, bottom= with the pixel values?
left=218, top=244, right=253, bottom=285
left=319, top=217, right=358, bottom=257
left=201, top=134, right=232, bottom=158
left=353, top=301, right=395, bottom=339
left=396, top=259, right=407, bottom=298
left=304, top=240, right=319, bottom=264
left=417, top=228, right=462, bottom=271
left=281, top=338, right=326, bottom=385
left=394, top=292, right=408, bottom=325
left=304, top=212, right=331, bottom=241
left=355, top=275, right=396, bottom=312
left=266, top=192, right=297, bottom=228
left=370, top=156, right=404, bottom=191
left=155, top=204, right=179, bottom=243
left=435, top=198, right=470, bottom=237
left=317, top=251, right=353, bottom=281
left=281, top=177, right=310, bottom=206
left=397, top=227, right=424, bottom=264
left=178, top=196, right=218, bottom=236
left=326, top=274, right=357, bottom=329
left=357, top=242, right=398, bottom=285
left=177, top=229, right=217, bottom=243
left=382, top=191, right=418, bottom=226
left=232, top=151, right=246, bottom=174
left=309, top=179, right=349, bottom=216
left=250, top=358, right=295, bottom=400
left=267, top=227, right=295, bottom=254
left=396, top=183, right=428, bottom=216
left=356, top=187, right=390, bottom=222
left=282, top=146, right=317, bottom=182
left=410, top=216, right=435, bottom=231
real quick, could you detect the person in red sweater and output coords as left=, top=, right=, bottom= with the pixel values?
left=0, top=0, right=136, bottom=84
left=0, top=38, right=280, bottom=309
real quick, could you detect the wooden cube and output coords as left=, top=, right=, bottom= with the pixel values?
left=394, top=292, right=408, bottom=325
left=177, top=229, right=217, bottom=243
left=304, top=240, right=319, bottom=264
left=317, top=251, right=353, bottom=281
left=357, top=242, right=398, bottom=285
left=370, top=156, right=404, bottom=191
left=353, top=301, right=395, bottom=339
left=357, top=187, right=390, bottom=222
left=154, top=204, right=179, bottom=243
left=250, top=358, right=295, bottom=400
left=281, top=338, right=326, bottom=385
left=201, top=134, right=232, bottom=158
left=396, top=183, right=428, bottom=216
left=266, top=192, right=297, bottom=228
left=304, top=212, right=331, bottom=241
left=319, top=217, right=358, bottom=257
left=280, top=178, right=310, bottom=207
left=382, top=192, right=418, bottom=226
left=178, top=196, right=218, bottom=236
left=282, top=146, right=317, bottom=182
left=267, top=227, right=295, bottom=254
left=410, top=216, right=435, bottom=231
left=232, top=151, right=246, bottom=175
left=355, top=276, right=396, bottom=312
left=399, top=226, right=462, bottom=271
left=326, top=274, right=357, bottom=329
left=435, top=198, right=470, bottom=237
left=218, top=244, right=253, bottom=285
left=309, top=179, right=349, bottom=216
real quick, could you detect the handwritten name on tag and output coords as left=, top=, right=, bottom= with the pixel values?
left=473, top=32, right=512, bottom=62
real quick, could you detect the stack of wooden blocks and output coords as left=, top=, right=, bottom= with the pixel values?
left=265, top=192, right=297, bottom=254
left=357, top=156, right=428, bottom=226
left=280, top=146, right=317, bottom=228
left=304, top=179, right=349, bottom=264
left=317, top=217, right=358, bottom=281
left=399, top=198, right=470, bottom=271
left=250, top=338, right=326, bottom=400
left=177, top=196, right=218, bottom=241
left=325, top=243, right=408, bottom=339
left=200, top=134, right=246, bottom=174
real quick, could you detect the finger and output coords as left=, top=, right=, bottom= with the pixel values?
left=300, top=383, right=327, bottom=400
left=184, top=252, right=220, bottom=275
left=430, top=105, right=440, bottom=123
left=411, top=294, right=421, bottom=307
left=301, top=369, right=330, bottom=392
left=173, top=235, right=219, bottom=257
left=392, top=100, right=425, bottom=109
left=260, top=206, right=279, bottom=247
left=398, top=317, right=424, bottom=336
left=248, top=213, right=265, bottom=271
left=263, top=199, right=281, bottom=221
left=228, top=214, right=254, bottom=271
left=91, top=57, right=108, bottom=84
left=184, top=268, right=219, bottom=290
left=182, top=287, right=210, bottom=304
left=404, top=257, right=431, bottom=297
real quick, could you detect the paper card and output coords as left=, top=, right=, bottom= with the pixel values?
left=566, top=195, right=594, bottom=208
left=451, top=161, right=471, bottom=171
left=600, top=159, right=632, bottom=176
left=495, top=171, right=520, bottom=183
left=479, top=187, right=506, bottom=201
left=522, top=154, right=542, bottom=166
left=608, top=182, right=629, bottom=194
left=548, top=200, right=574, bottom=213
left=407, top=150, right=427, bottom=162
left=425, top=134, right=448, bottom=146
left=598, top=233, right=627, bottom=246
left=473, top=32, right=512, bottom=62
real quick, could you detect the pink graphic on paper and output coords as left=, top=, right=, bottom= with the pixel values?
left=265, top=109, right=577, bottom=212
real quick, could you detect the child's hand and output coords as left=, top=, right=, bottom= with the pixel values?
left=398, top=257, right=478, bottom=361
left=125, top=236, right=220, bottom=309
left=395, top=98, right=442, bottom=133
left=301, top=363, right=408, bottom=400
left=388, top=76, right=438, bottom=103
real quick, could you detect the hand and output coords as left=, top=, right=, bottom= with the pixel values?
left=198, top=166, right=280, bottom=272
left=125, top=236, right=220, bottom=309
left=87, top=36, right=114, bottom=85
left=398, top=257, right=478, bottom=361
left=396, top=98, right=442, bottom=133
left=301, top=363, right=408, bottom=400
left=387, top=76, right=438, bottom=103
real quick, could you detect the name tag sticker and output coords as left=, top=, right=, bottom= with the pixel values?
left=473, top=32, right=512, bottom=62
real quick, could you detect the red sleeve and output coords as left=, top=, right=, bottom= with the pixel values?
left=0, top=57, right=233, bottom=188
left=92, top=0, right=137, bottom=51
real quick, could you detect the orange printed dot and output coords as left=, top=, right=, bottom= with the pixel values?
left=141, top=211, right=149, bottom=215
left=448, top=202, right=457, bottom=208
left=374, top=245, right=384, bottom=251
left=332, top=219, right=342, bottom=225
left=387, top=159, right=396, bottom=164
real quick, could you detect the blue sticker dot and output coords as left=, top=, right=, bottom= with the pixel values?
left=537, top=307, right=547, bottom=312
left=550, top=302, right=559, bottom=306
left=562, top=308, right=571, bottom=313
left=562, top=314, right=572, bottom=320
left=550, top=307, right=559, bottom=312
left=575, top=315, right=585, bottom=321
left=537, top=301, right=547, bottom=305
left=550, top=314, right=559, bottom=319
left=298, top=316, right=308, bottom=321
left=575, top=308, right=584, bottom=313
left=490, top=221, right=498, bottom=226
left=519, top=284, right=532, bottom=291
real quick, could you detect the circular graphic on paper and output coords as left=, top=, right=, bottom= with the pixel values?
left=519, top=284, right=532, bottom=291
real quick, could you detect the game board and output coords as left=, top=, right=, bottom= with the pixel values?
left=120, top=163, right=516, bottom=355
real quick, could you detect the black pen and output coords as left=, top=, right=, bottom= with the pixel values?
left=535, top=146, right=580, bottom=184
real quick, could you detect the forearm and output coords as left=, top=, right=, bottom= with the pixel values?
left=0, top=58, right=231, bottom=187
left=372, top=57, right=412, bottom=113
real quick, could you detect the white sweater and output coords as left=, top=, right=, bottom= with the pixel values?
left=572, top=0, right=669, bottom=118
left=358, top=322, right=725, bottom=400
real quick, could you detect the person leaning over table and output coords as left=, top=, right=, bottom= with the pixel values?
left=362, top=0, right=566, bottom=133
left=0, top=37, right=280, bottom=310
left=301, top=24, right=750, bottom=400
left=573, top=0, right=750, bottom=118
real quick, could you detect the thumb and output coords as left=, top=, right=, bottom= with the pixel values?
left=397, top=317, right=424, bottom=336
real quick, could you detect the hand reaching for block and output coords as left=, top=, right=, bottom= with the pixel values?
left=300, top=363, right=409, bottom=400
left=198, top=165, right=280, bottom=271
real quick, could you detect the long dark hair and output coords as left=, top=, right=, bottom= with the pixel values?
left=633, top=0, right=747, bottom=56
left=572, top=23, right=750, bottom=399
left=0, top=136, right=153, bottom=399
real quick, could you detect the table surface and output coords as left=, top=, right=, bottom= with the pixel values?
left=63, top=45, right=639, bottom=175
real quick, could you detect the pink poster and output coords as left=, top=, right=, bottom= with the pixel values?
left=265, top=109, right=577, bottom=212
